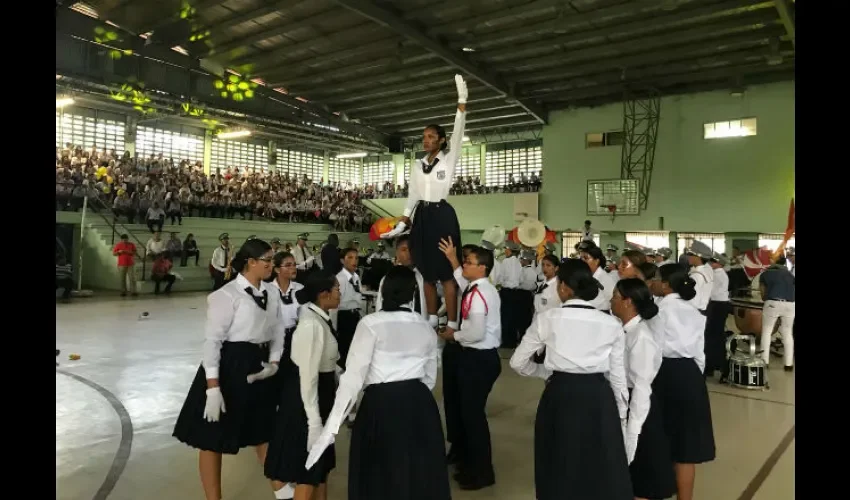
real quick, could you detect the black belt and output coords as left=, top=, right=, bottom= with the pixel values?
left=419, top=199, right=446, bottom=207
left=255, top=341, right=270, bottom=349
left=766, top=298, right=794, bottom=303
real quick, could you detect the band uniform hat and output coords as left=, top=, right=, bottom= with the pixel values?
left=218, top=232, right=229, bottom=241
left=786, top=246, right=795, bottom=256
left=605, top=244, right=619, bottom=252
left=710, top=252, right=729, bottom=266
left=685, top=240, right=713, bottom=259
left=520, top=249, right=536, bottom=261
left=505, top=241, right=521, bottom=252
left=271, top=237, right=281, bottom=244
left=656, top=247, right=673, bottom=259
left=480, top=240, right=496, bottom=251
left=297, top=232, right=309, bottom=241
left=544, top=242, right=557, bottom=252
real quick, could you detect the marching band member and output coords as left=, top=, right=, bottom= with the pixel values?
left=264, top=271, right=340, bottom=500
left=173, top=239, right=284, bottom=500
left=685, top=242, right=715, bottom=316
left=331, top=248, right=363, bottom=371
left=650, top=264, right=716, bottom=500
left=497, top=240, right=523, bottom=347
left=758, top=258, right=796, bottom=370
left=210, top=233, right=232, bottom=291
left=293, top=233, right=316, bottom=283
left=605, top=244, right=620, bottom=272
left=380, top=74, right=469, bottom=339
left=510, top=259, right=631, bottom=500
left=704, top=253, right=731, bottom=378
left=518, top=249, right=539, bottom=340
left=306, top=267, right=450, bottom=500
left=611, top=279, right=676, bottom=500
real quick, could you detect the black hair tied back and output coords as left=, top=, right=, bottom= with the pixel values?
left=231, top=238, right=272, bottom=273
left=557, top=259, right=602, bottom=301
left=615, top=278, right=659, bottom=320
left=380, top=266, right=417, bottom=312
left=658, top=263, right=697, bottom=301
left=295, top=270, right=337, bottom=305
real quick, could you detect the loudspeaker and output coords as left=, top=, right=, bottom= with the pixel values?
left=388, top=135, right=405, bottom=154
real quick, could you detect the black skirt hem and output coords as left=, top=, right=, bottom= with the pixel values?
left=409, top=200, right=461, bottom=283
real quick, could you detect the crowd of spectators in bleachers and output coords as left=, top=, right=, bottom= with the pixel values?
left=55, top=145, right=543, bottom=234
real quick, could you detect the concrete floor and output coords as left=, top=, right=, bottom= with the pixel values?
left=56, top=293, right=795, bottom=500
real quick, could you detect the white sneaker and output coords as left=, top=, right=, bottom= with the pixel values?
left=274, top=483, right=295, bottom=499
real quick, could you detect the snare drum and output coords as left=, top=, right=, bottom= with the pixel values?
left=725, top=334, right=769, bottom=390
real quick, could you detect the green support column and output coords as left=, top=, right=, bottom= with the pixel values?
left=393, top=153, right=405, bottom=186
left=124, top=116, right=137, bottom=157
left=479, top=143, right=487, bottom=185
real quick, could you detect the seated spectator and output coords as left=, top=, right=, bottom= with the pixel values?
left=56, top=255, right=74, bottom=301
left=181, top=233, right=200, bottom=267
left=151, top=254, right=176, bottom=295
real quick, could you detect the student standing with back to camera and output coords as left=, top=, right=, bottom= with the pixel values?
left=172, top=239, right=284, bottom=500
left=611, top=278, right=676, bottom=500
left=381, top=74, right=469, bottom=341
left=510, top=259, right=632, bottom=500
left=650, top=264, right=716, bottom=500
left=264, top=271, right=341, bottom=500
left=306, top=266, right=450, bottom=500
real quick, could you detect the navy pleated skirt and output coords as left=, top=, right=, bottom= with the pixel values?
left=535, top=371, right=633, bottom=500
left=409, top=200, right=461, bottom=283
left=348, top=379, right=451, bottom=500
left=172, top=341, right=278, bottom=454
left=652, top=357, right=717, bottom=464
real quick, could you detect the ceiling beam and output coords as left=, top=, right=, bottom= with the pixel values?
left=428, top=0, right=562, bottom=36
left=501, top=12, right=782, bottom=74
left=547, top=69, right=794, bottom=111
left=292, top=61, right=451, bottom=98
left=373, top=104, right=524, bottom=128
left=244, top=23, right=388, bottom=73
left=392, top=111, right=534, bottom=134
left=513, top=29, right=785, bottom=87
left=204, top=8, right=337, bottom=59
left=522, top=46, right=791, bottom=98
left=343, top=91, right=503, bottom=116
left=356, top=96, right=508, bottom=121
left=544, top=61, right=794, bottom=105
left=261, top=38, right=400, bottom=85
left=773, top=0, right=795, bottom=48
left=331, top=0, right=548, bottom=124
left=476, top=0, right=775, bottom=62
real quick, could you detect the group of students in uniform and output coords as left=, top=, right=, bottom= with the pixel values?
left=170, top=74, right=716, bottom=500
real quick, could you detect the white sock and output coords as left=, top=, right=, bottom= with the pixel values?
left=428, top=315, right=438, bottom=328
left=274, top=483, right=295, bottom=499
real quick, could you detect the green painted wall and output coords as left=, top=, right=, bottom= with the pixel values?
left=541, top=81, right=795, bottom=234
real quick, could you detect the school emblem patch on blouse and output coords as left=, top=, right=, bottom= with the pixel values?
left=436, top=170, right=446, bottom=180
left=542, top=298, right=548, bottom=305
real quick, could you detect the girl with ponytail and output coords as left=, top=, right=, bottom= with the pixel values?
left=173, top=238, right=286, bottom=500
left=510, top=259, right=632, bottom=500
left=305, top=266, right=450, bottom=500
left=612, top=278, right=675, bottom=499
left=649, top=264, right=716, bottom=500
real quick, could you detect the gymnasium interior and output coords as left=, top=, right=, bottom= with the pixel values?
left=55, top=0, right=796, bottom=498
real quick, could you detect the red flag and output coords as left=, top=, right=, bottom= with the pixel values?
left=784, top=198, right=795, bottom=241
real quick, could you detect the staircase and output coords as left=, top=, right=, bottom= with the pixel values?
left=61, top=207, right=370, bottom=294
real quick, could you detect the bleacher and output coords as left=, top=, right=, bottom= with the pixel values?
left=58, top=211, right=370, bottom=294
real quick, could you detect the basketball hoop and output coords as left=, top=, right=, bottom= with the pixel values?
left=605, top=205, right=617, bottom=222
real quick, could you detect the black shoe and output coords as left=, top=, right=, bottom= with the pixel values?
left=446, top=448, right=460, bottom=465
left=457, top=475, right=495, bottom=491
left=784, top=366, right=794, bottom=372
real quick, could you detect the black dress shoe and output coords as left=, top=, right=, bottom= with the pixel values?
left=457, top=476, right=495, bottom=491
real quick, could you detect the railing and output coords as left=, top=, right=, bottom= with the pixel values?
left=360, top=198, right=395, bottom=220
left=57, top=181, right=149, bottom=280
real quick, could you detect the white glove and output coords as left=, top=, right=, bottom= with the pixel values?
left=246, top=362, right=279, bottom=384
left=626, top=433, right=639, bottom=464
left=455, top=74, right=468, bottom=104
left=307, top=423, right=323, bottom=452
left=203, top=387, right=226, bottom=423
left=305, top=429, right=336, bottom=469
left=380, top=221, right=407, bottom=240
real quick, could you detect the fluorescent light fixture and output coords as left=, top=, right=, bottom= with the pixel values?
left=704, top=118, right=757, bottom=139
left=218, top=129, right=251, bottom=139
left=462, top=47, right=475, bottom=52
left=336, top=152, right=368, bottom=159
left=463, top=135, right=470, bottom=142
left=56, top=97, right=75, bottom=108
